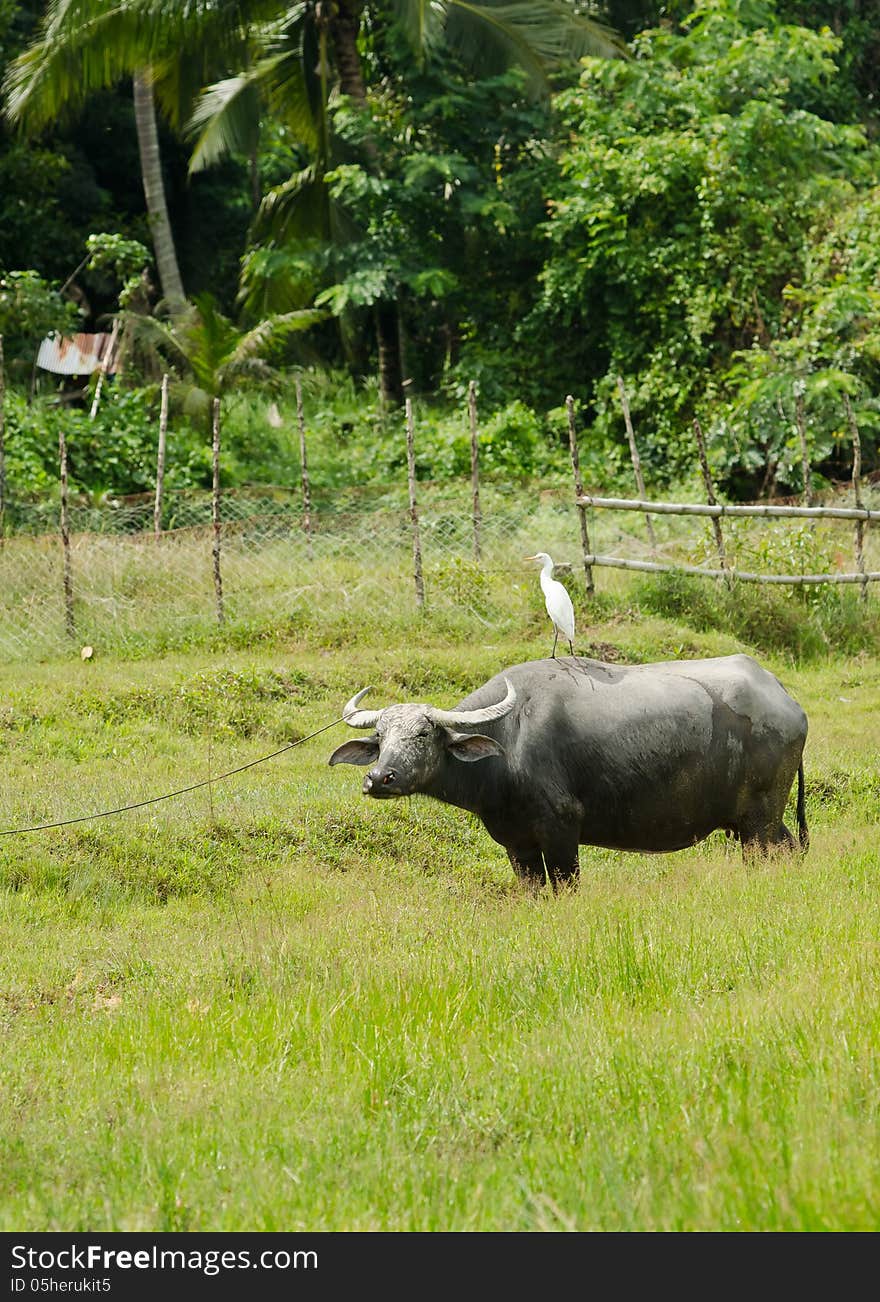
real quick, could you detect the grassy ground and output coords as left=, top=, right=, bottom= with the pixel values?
left=1, top=586, right=879, bottom=1231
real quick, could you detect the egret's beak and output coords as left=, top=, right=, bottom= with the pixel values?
left=523, top=554, right=538, bottom=562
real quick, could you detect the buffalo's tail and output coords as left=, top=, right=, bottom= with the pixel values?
left=796, top=761, right=809, bottom=853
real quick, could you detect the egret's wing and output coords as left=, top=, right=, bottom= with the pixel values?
left=550, top=582, right=576, bottom=640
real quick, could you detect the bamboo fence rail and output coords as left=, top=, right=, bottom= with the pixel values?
left=577, top=496, right=880, bottom=523
left=580, top=553, right=880, bottom=585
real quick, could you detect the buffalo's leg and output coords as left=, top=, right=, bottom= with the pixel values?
left=507, top=830, right=580, bottom=893
left=541, top=831, right=581, bottom=892
left=506, top=845, right=547, bottom=890
left=739, top=811, right=799, bottom=862
left=774, top=822, right=798, bottom=850
left=739, top=764, right=808, bottom=861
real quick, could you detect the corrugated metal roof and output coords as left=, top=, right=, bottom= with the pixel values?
left=35, top=332, right=119, bottom=376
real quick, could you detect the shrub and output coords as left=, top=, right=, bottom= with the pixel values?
left=634, top=569, right=879, bottom=660
left=1, top=387, right=211, bottom=508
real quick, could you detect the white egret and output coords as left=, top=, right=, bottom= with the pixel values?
left=525, top=552, right=575, bottom=658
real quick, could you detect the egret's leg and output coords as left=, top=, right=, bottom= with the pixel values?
left=568, top=639, right=574, bottom=656
left=551, top=629, right=559, bottom=658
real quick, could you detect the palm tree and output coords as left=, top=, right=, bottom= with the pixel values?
left=128, top=291, right=325, bottom=425
left=187, top=1, right=625, bottom=402
left=132, top=69, right=185, bottom=307
left=1, top=0, right=255, bottom=308
left=4, top=1, right=624, bottom=395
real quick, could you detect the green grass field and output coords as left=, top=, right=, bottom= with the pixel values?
left=1, top=576, right=879, bottom=1231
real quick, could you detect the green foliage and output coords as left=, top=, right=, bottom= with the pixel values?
left=84, top=232, right=151, bottom=308
left=633, top=509, right=880, bottom=660
left=3, top=368, right=528, bottom=506
left=127, top=292, right=326, bottom=429
left=1, top=385, right=210, bottom=505
left=0, top=143, right=82, bottom=282
left=535, top=0, right=880, bottom=488
left=776, top=0, right=880, bottom=121
left=242, top=56, right=560, bottom=394
left=3, top=0, right=880, bottom=500
left=475, top=399, right=546, bottom=476
left=0, top=268, right=79, bottom=366
left=218, top=375, right=570, bottom=488
left=428, top=557, right=493, bottom=618
left=635, top=564, right=878, bottom=661
left=0, top=389, right=55, bottom=497
left=718, top=185, right=880, bottom=490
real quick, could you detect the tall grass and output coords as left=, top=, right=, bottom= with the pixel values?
left=1, top=586, right=878, bottom=1229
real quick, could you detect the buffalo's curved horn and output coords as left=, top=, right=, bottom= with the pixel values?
left=342, top=687, right=381, bottom=728
left=427, top=678, right=516, bottom=728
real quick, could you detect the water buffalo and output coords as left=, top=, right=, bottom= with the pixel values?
left=328, top=654, right=808, bottom=889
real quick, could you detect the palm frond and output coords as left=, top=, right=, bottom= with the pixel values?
left=188, top=48, right=317, bottom=173
left=3, top=0, right=147, bottom=128
left=119, top=308, right=193, bottom=369
left=3, top=0, right=278, bottom=131
left=225, top=309, right=327, bottom=368
left=188, top=74, right=263, bottom=172
left=387, top=0, right=450, bottom=60
left=254, top=165, right=331, bottom=243
left=434, top=0, right=625, bottom=90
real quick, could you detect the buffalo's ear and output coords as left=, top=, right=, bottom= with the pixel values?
left=328, top=738, right=380, bottom=767
left=444, top=731, right=505, bottom=762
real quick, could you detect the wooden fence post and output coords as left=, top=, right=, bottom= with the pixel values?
left=404, top=396, right=425, bottom=609
left=211, top=397, right=225, bottom=625
left=89, top=317, right=120, bottom=421
left=0, top=335, right=6, bottom=543
left=793, top=381, right=813, bottom=508
left=566, top=394, right=594, bottom=596
left=693, top=417, right=729, bottom=581
left=616, top=376, right=656, bottom=551
left=843, top=393, right=868, bottom=605
left=468, top=380, right=482, bottom=563
left=154, top=373, right=169, bottom=541
left=59, top=427, right=75, bottom=638
left=294, top=374, right=313, bottom=561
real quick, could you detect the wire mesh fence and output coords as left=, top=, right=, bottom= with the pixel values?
left=0, top=484, right=588, bottom=661
left=1, top=476, right=876, bottom=664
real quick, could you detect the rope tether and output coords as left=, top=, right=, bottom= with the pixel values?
left=0, top=716, right=344, bottom=837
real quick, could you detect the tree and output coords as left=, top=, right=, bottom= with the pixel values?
left=533, top=0, right=879, bottom=489
left=4, top=1, right=624, bottom=397
left=298, top=62, right=556, bottom=404
left=0, top=0, right=118, bottom=284
left=723, top=183, right=880, bottom=491
left=2, top=0, right=206, bottom=306
left=132, top=69, right=184, bottom=306
left=0, top=267, right=79, bottom=368
left=187, top=1, right=625, bottom=404
left=128, top=290, right=325, bottom=426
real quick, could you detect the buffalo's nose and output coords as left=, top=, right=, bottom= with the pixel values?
left=364, top=767, right=396, bottom=794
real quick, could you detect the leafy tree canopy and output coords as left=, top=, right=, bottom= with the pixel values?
left=533, top=0, right=879, bottom=490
